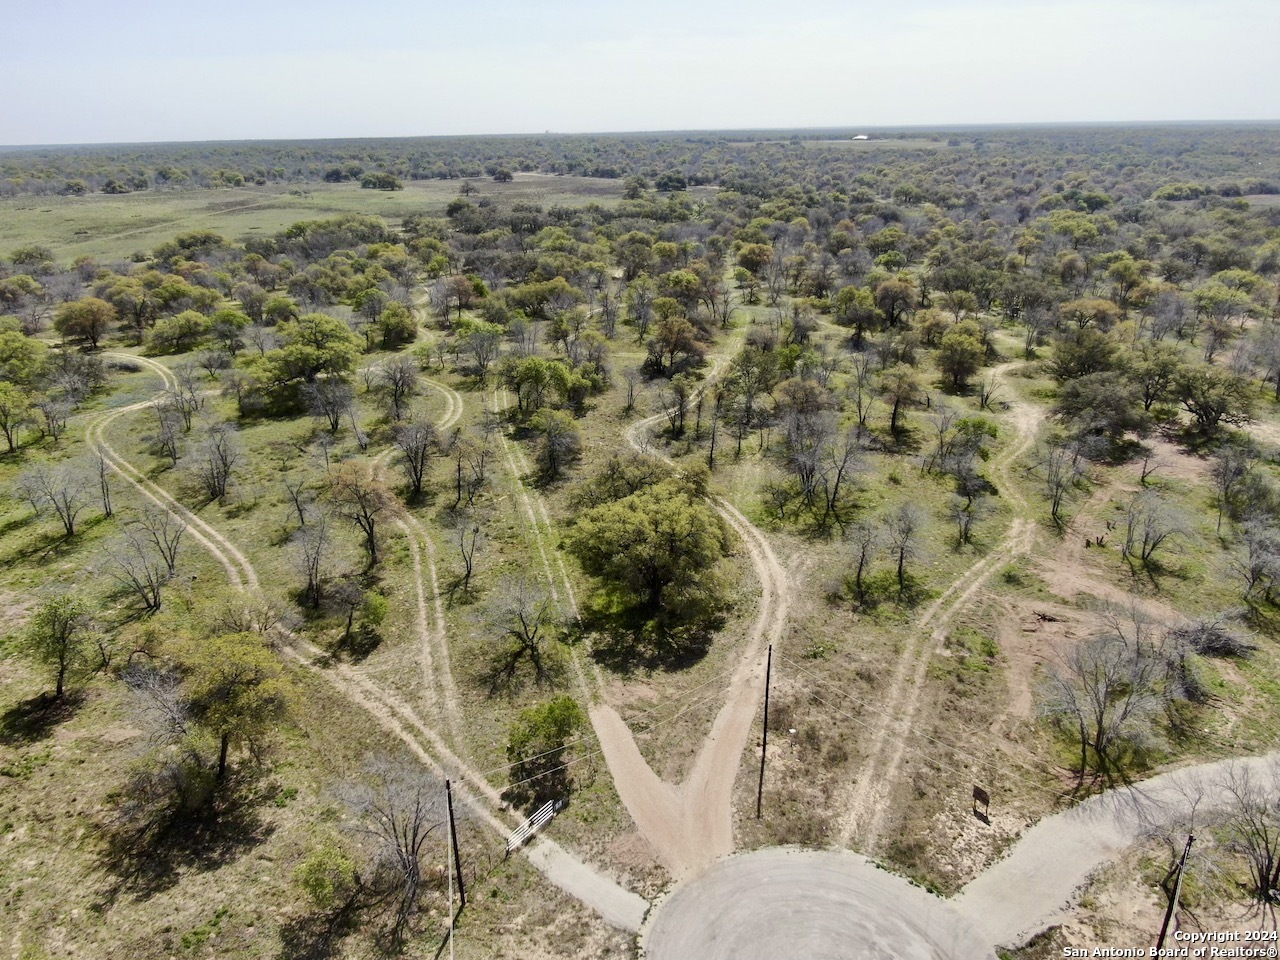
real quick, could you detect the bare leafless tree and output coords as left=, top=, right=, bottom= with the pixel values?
left=783, top=409, right=832, bottom=508
left=977, top=376, right=1001, bottom=411
left=96, top=453, right=113, bottom=518
left=34, top=396, right=71, bottom=442
left=1040, top=439, right=1086, bottom=528
left=327, top=461, right=400, bottom=568
left=764, top=243, right=789, bottom=305
left=192, top=422, right=241, bottom=501
left=166, top=363, right=204, bottom=431
left=341, top=757, right=446, bottom=950
left=847, top=353, right=876, bottom=433
left=153, top=401, right=183, bottom=465
left=122, top=662, right=190, bottom=745
left=1120, top=491, right=1187, bottom=567
left=293, top=512, right=334, bottom=609
left=706, top=384, right=725, bottom=471
left=622, top=366, right=643, bottom=414
left=394, top=420, right=437, bottom=501
left=1211, top=438, right=1259, bottom=533
left=455, top=514, right=482, bottom=597
left=1039, top=605, right=1168, bottom=785
left=137, top=506, right=185, bottom=577
left=848, top=519, right=880, bottom=607
left=307, top=377, right=355, bottom=433
left=923, top=406, right=961, bottom=476
left=107, top=519, right=177, bottom=611
left=481, top=578, right=562, bottom=695
left=243, top=324, right=280, bottom=357
left=1138, top=446, right=1165, bottom=485
left=1218, top=761, right=1280, bottom=906
left=21, top=464, right=91, bottom=536
left=464, top=324, right=502, bottom=382
left=347, top=404, right=369, bottom=452
left=1229, top=521, right=1280, bottom=603
left=949, top=493, right=990, bottom=547
left=599, top=285, right=619, bottom=338
left=816, top=429, right=863, bottom=531
left=282, top=472, right=313, bottom=529
left=377, top=355, right=419, bottom=422
left=887, top=503, right=925, bottom=594
left=197, top=350, right=230, bottom=379
left=15, top=470, right=46, bottom=516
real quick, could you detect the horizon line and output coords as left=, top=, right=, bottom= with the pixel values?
left=3, top=118, right=1280, bottom=152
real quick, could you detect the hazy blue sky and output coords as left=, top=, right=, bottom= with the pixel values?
left=4, top=0, right=1277, bottom=145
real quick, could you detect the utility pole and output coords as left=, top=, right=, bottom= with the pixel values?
left=756, top=644, right=773, bottom=819
left=1156, top=835, right=1194, bottom=950
left=445, top=779, right=467, bottom=908
left=447, top=810, right=455, bottom=960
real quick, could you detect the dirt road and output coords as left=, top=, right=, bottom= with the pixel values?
left=86, top=358, right=649, bottom=932
left=645, top=753, right=1280, bottom=956
left=587, top=347, right=791, bottom=878
left=377, top=373, right=466, bottom=737
left=643, top=848, right=996, bottom=960
left=954, top=751, right=1280, bottom=947
left=840, top=361, right=1043, bottom=849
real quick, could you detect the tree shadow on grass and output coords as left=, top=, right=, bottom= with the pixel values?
left=277, top=901, right=362, bottom=960
left=849, top=570, right=933, bottom=619
left=0, top=690, right=86, bottom=745
left=2, top=526, right=79, bottom=566
left=93, top=768, right=276, bottom=909
left=585, top=605, right=722, bottom=676
left=0, top=510, right=37, bottom=542
left=331, top=627, right=382, bottom=663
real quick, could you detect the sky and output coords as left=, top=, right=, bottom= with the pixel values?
left=3, top=0, right=1278, bottom=145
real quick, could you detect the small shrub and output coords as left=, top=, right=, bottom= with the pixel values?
left=295, top=841, right=358, bottom=910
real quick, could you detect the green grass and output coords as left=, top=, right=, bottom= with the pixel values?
left=0, top=174, right=629, bottom=264
left=9, top=261, right=1280, bottom=950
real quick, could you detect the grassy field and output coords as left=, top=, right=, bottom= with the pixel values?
left=0, top=174, right=632, bottom=264
left=0, top=337, right=641, bottom=958
left=5, top=220, right=1280, bottom=952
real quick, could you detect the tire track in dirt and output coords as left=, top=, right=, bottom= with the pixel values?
left=422, top=375, right=464, bottom=434
left=590, top=341, right=791, bottom=877
left=396, top=511, right=460, bottom=732
left=497, top=386, right=584, bottom=621
left=89, top=357, right=649, bottom=931
left=839, top=361, right=1043, bottom=850
left=92, top=354, right=259, bottom=592
left=489, top=386, right=596, bottom=697
left=374, top=373, right=466, bottom=738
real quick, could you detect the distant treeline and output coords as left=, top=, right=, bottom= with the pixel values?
left=1, top=126, right=1279, bottom=204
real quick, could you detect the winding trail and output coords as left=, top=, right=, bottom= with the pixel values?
left=490, top=384, right=595, bottom=697
left=92, top=353, right=260, bottom=593
left=366, top=359, right=467, bottom=726
left=85, top=355, right=648, bottom=932
left=587, top=344, right=792, bottom=878
left=377, top=372, right=466, bottom=737
left=838, top=361, right=1043, bottom=850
